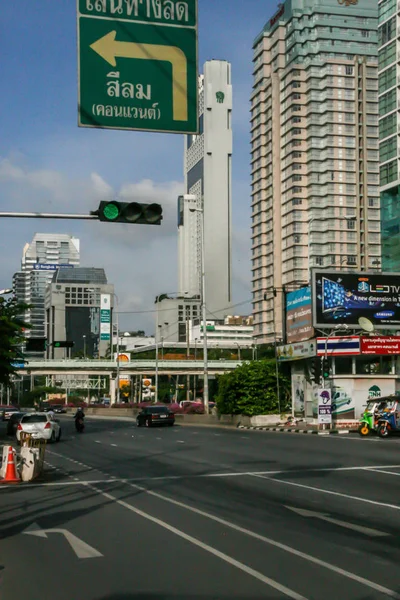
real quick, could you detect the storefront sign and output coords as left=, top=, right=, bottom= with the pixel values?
left=277, top=340, right=316, bottom=361
left=361, top=336, right=400, bottom=355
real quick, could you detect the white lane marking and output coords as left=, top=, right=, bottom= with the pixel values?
left=23, top=523, right=103, bottom=559
left=177, top=441, right=185, bottom=444
left=94, top=441, right=101, bottom=444
left=156, top=438, right=162, bottom=441
left=286, top=506, right=389, bottom=537
left=122, top=481, right=400, bottom=599
left=84, top=483, right=307, bottom=600
left=214, top=434, right=221, bottom=437
left=251, top=474, right=400, bottom=512
left=111, top=444, right=117, bottom=447
left=365, top=468, right=400, bottom=477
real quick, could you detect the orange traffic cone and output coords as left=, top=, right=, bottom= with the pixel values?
left=1, top=446, right=20, bottom=484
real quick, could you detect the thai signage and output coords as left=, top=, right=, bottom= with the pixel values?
left=286, top=287, right=314, bottom=343
left=100, top=294, right=111, bottom=341
left=312, top=271, right=400, bottom=329
left=277, top=340, right=316, bottom=361
left=77, top=0, right=198, bottom=134
left=361, top=336, right=400, bottom=355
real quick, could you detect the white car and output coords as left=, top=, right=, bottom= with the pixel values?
left=17, top=412, right=61, bottom=443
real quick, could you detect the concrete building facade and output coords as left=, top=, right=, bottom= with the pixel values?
left=251, top=0, right=380, bottom=343
left=13, top=234, right=80, bottom=348
left=45, top=268, right=114, bottom=359
left=180, top=60, right=233, bottom=317
left=378, top=0, right=400, bottom=271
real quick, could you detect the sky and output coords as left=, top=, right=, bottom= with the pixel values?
left=0, top=0, right=277, bottom=334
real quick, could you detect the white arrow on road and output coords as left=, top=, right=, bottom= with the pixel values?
left=23, top=523, right=103, bottom=559
left=286, top=506, right=389, bottom=537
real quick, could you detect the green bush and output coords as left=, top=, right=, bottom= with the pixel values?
left=215, top=359, right=290, bottom=417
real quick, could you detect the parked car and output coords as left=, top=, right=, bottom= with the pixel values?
left=16, top=413, right=62, bottom=443
left=6, top=412, right=25, bottom=436
left=1, top=406, right=19, bottom=421
left=136, top=406, right=175, bottom=428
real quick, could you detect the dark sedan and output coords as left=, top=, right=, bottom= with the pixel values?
left=136, top=406, right=175, bottom=428
left=6, top=412, right=25, bottom=436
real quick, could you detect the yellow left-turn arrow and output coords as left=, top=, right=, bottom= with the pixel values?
left=90, top=31, right=188, bottom=122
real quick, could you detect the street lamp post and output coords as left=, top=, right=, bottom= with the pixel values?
left=83, top=335, right=86, bottom=359
left=323, top=324, right=349, bottom=387
left=189, top=204, right=209, bottom=414
left=155, top=293, right=182, bottom=403
left=110, top=293, right=120, bottom=405
left=235, top=343, right=241, bottom=361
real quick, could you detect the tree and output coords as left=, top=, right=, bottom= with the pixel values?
left=215, top=360, right=290, bottom=417
left=0, top=296, right=30, bottom=386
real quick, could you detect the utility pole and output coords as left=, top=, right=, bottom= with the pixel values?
left=186, top=317, right=190, bottom=402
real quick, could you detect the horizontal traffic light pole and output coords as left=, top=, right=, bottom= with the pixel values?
left=0, top=200, right=162, bottom=225
left=0, top=212, right=98, bottom=220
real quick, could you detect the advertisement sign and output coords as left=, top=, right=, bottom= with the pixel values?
left=292, top=374, right=305, bottom=416
left=361, top=336, right=400, bottom=355
left=114, top=353, right=131, bottom=363
left=33, top=263, right=74, bottom=271
left=312, top=270, right=400, bottom=329
left=316, top=336, right=360, bottom=356
left=286, top=287, right=314, bottom=343
left=277, top=340, right=316, bottom=361
left=317, top=389, right=332, bottom=425
left=100, top=294, right=111, bottom=341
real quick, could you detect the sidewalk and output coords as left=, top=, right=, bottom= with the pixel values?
left=238, top=422, right=354, bottom=435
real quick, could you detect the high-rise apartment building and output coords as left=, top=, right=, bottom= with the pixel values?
left=378, top=0, right=400, bottom=270
left=179, top=60, right=233, bottom=318
left=251, top=0, right=380, bottom=343
left=13, top=234, right=80, bottom=343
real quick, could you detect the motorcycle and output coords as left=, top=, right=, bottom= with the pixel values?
left=75, top=417, right=85, bottom=433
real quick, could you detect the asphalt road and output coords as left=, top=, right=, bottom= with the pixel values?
left=1, top=417, right=400, bottom=600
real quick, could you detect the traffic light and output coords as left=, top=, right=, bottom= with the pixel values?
left=92, top=201, right=163, bottom=225
left=25, top=338, right=47, bottom=352
left=309, top=357, right=322, bottom=384
left=322, top=358, right=331, bottom=380
left=53, top=341, right=74, bottom=349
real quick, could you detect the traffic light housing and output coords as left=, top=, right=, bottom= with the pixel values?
left=309, top=357, right=322, bottom=384
left=53, top=341, right=74, bottom=349
left=322, top=358, right=331, bottom=380
left=25, top=338, right=47, bottom=352
left=92, top=201, right=163, bottom=225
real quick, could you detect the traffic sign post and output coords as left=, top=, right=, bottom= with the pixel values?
left=77, top=0, right=198, bottom=134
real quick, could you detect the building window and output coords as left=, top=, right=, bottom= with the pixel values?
left=347, top=256, right=357, bottom=265
left=380, top=160, right=398, bottom=186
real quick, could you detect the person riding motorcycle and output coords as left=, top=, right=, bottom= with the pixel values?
left=74, top=407, right=85, bottom=431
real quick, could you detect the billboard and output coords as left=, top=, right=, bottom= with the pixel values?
left=286, top=287, right=314, bottom=343
left=100, top=294, right=111, bottom=341
left=312, top=271, right=400, bottom=329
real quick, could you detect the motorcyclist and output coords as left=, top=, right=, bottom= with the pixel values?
left=74, top=406, right=85, bottom=419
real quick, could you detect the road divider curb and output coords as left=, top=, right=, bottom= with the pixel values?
left=237, top=426, right=351, bottom=435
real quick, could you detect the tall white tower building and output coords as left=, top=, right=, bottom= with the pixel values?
left=13, top=233, right=80, bottom=342
left=179, top=60, right=233, bottom=318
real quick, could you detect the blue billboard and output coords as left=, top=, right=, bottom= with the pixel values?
left=286, top=287, right=314, bottom=343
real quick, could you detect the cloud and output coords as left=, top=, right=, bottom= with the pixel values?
left=0, top=155, right=251, bottom=332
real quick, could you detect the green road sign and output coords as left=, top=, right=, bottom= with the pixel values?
left=77, top=0, right=198, bottom=134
